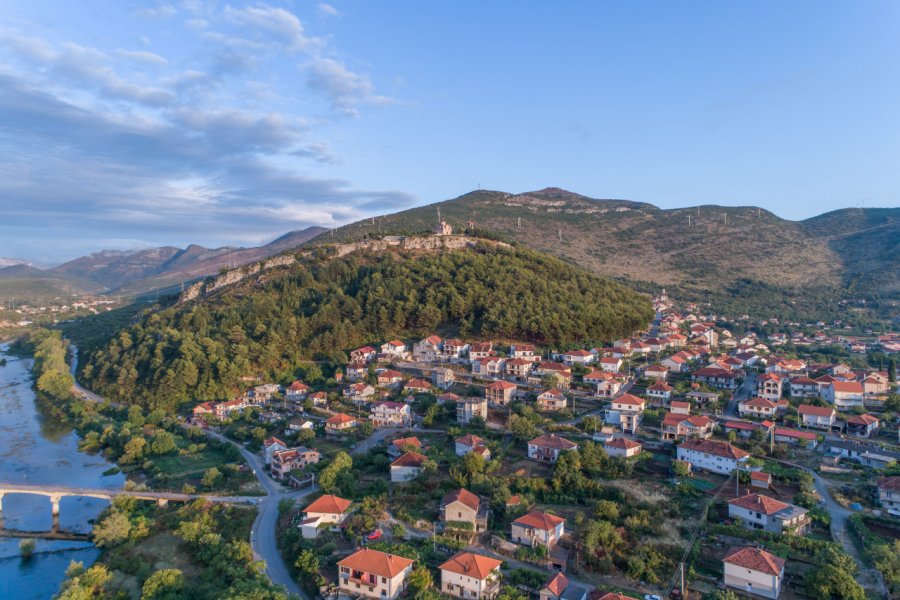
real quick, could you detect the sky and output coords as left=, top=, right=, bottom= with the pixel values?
left=1, top=1, right=898, bottom=264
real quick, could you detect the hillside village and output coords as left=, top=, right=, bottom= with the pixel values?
left=184, top=275, right=900, bottom=600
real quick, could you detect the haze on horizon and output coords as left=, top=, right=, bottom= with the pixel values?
left=1, top=1, right=898, bottom=264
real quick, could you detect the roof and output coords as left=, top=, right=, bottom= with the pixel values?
left=513, top=510, right=565, bottom=531
left=693, top=366, right=736, bottom=378
left=305, top=494, right=352, bottom=515
left=386, top=339, right=405, bottom=347
left=442, top=488, right=480, bottom=511
left=878, top=476, right=900, bottom=492
left=798, top=404, right=835, bottom=417
left=392, top=437, right=422, bottom=450
left=750, top=471, right=772, bottom=482
left=679, top=439, right=750, bottom=460
left=606, top=437, right=642, bottom=450
left=728, top=493, right=791, bottom=515
left=539, top=388, right=566, bottom=400
left=741, top=397, right=777, bottom=409
left=337, top=548, right=414, bottom=578
left=405, top=378, right=432, bottom=389
left=487, top=380, right=517, bottom=391
left=543, top=572, right=569, bottom=596
left=723, top=546, right=785, bottom=576
left=528, top=434, right=578, bottom=451
left=566, top=350, right=593, bottom=357
left=612, top=393, right=645, bottom=407
left=832, top=381, right=864, bottom=393
left=391, top=451, right=428, bottom=468
left=439, top=552, right=502, bottom=580
left=287, top=381, right=309, bottom=391
left=846, top=414, right=879, bottom=426
left=648, top=382, right=674, bottom=392
left=326, top=413, right=356, bottom=425
left=670, top=401, right=690, bottom=409
left=264, top=437, right=286, bottom=448
left=594, top=594, right=632, bottom=600
left=774, top=427, right=818, bottom=441
left=456, top=433, right=487, bottom=447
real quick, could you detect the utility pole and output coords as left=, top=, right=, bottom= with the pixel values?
left=688, top=215, right=691, bottom=227
left=517, top=216, right=521, bottom=229
left=558, top=229, right=562, bottom=241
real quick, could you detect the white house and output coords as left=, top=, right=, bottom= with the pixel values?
left=727, top=493, right=810, bottom=534
left=390, top=451, right=428, bottom=482
left=676, top=439, right=750, bottom=475
left=598, top=356, right=622, bottom=373
left=798, top=404, right=836, bottom=429
left=263, top=437, right=288, bottom=465
left=756, top=373, right=783, bottom=401
left=284, top=380, right=309, bottom=402
left=439, top=552, right=502, bottom=600
left=603, top=437, right=642, bottom=458
left=823, top=381, right=864, bottom=410
left=337, top=548, right=414, bottom=600
left=722, top=546, right=784, bottom=600
left=511, top=510, right=565, bottom=548
left=456, top=397, right=488, bottom=425
left=527, top=434, right=578, bottom=464
left=455, top=434, right=491, bottom=460
left=645, top=381, right=673, bottom=404
left=562, top=349, right=594, bottom=366
left=300, top=494, right=352, bottom=539
left=370, top=401, right=412, bottom=427
left=738, top=397, right=779, bottom=419
left=536, top=388, right=568, bottom=411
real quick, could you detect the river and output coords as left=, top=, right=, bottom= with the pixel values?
left=0, top=344, right=124, bottom=599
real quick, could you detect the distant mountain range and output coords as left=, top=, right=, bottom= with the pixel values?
left=0, top=226, right=327, bottom=302
left=321, top=188, right=899, bottom=316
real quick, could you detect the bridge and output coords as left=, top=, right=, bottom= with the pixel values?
left=0, top=483, right=262, bottom=531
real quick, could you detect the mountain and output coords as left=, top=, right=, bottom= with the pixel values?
left=79, top=238, right=652, bottom=408
left=0, top=264, right=102, bottom=304
left=320, top=188, right=899, bottom=317
left=47, top=226, right=328, bottom=296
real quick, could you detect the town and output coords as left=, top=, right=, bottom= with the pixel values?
left=183, top=285, right=900, bottom=600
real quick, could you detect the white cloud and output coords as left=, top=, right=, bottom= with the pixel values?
left=305, top=57, right=393, bottom=115
left=114, top=49, right=169, bottom=66
left=223, top=4, right=322, bottom=51
left=318, top=3, right=341, bottom=18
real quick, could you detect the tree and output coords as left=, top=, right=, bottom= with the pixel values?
left=202, top=467, right=223, bottom=489
left=358, top=421, right=374, bottom=436
left=703, top=591, right=739, bottom=600
left=295, top=549, right=320, bottom=581
left=128, top=405, right=146, bottom=428
left=93, top=511, right=132, bottom=547
left=804, top=563, right=866, bottom=600
left=141, top=568, right=185, bottom=600
left=297, top=428, right=315, bottom=443
left=672, top=460, right=691, bottom=477
left=407, top=565, right=433, bottom=595
left=509, top=415, right=538, bottom=441
left=121, top=436, right=147, bottom=464
left=889, top=358, right=896, bottom=383
left=151, top=431, right=177, bottom=455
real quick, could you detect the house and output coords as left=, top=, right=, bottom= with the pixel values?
left=562, top=349, right=594, bottom=366
left=263, top=437, right=288, bottom=465
left=192, top=401, right=216, bottom=421
left=440, top=488, right=490, bottom=533
left=644, top=364, right=669, bottom=381
left=739, top=397, right=779, bottom=419
left=862, top=374, right=889, bottom=397
left=511, top=510, right=565, bottom=548
left=527, top=434, right=578, bottom=464
left=845, top=414, right=879, bottom=438
left=756, top=373, right=783, bottom=401
left=645, top=381, right=674, bottom=404
left=788, top=376, right=821, bottom=399
left=404, top=378, right=433, bottom=394
left=380, top=340, right=407, bottom=356
left=442, top=339, right=469, bottom=360
left=344, top=383, right=375, bottom=402
left=309, top=390, right=328, bottom=407
left=827, top=440, right=900, bottom=469
left=670, top=400, right=691, bottom=415
left=377, top=369, right=404, bottom=387
left=773, top=427, right=818, bottom=448
left=285, top=380, right=309, bottom=402
left=413, top=335, right=443, bottom=361
left=433, top=367, right=455, bottom=390
left=439, top=552, right=502, bottom=600
left=751, top=471, right=772, bottom=490
left=474, top=356, right=506, bottom=377
left=287, top=419, right=315, bottom=432
left=300, top=494, right=352, bottom=538
left=722, top=546, right=785, bottom=600
left=250, top=383, right=280, bottom=403
left=598, top=356, right=622, bottom=373
left=370, top=401, right=412, bottom=427
left=662, top=414, right=714, bottom=441
left=661, top=355, right=687, bottom=373
left=345, top=362, right=368, bottom=382
left=692, top=366, right=739, bottom=389
left=877, top=477, right=900, bottom=517
left=798, top=404, right=836, bottom=429
left=583, top=371, right=624, bottom=398
left=509, top=343, right=539, bottom=362
left=388, top=437, right=423, bottom=459
left=456, top=397, right=488, bottom=425
left=539, top=573, right=588, bottom=600
left=469, top=342, right=494, bottom=361
left=485, top=380, right=517, bottom=406
left=271, top=447, right=321, bottom=480
left=676, top=439, right=750, bottom=475
left=728, top=493, right=810, bottom=534
left=455, top=434, right=491, bottom=459
left=603, top=437, right=642, bottom=458
left=351, top=346, right=377, bottom=363
left=686, top=390, right=720, bottom=405
left=390, top=451, right=428, bottom=482
left=593, top=594, right=632, bottom=600
left=503, top=358, right=530, bottom=380
left=823, top=381, right=864, bottom=410
left=537, top=388, right=568, bottom=411
left=325, top=413, right=357, bottom=435
left=606, top=394, right=645, bottom=434
left=337, top=548, right=414, bottom=600
left=533, top=362, right=572, bottom=388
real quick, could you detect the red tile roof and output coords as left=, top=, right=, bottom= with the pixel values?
left=606, top=437, right=642, bottom=450
left=878, top=476, right=900, bottom=492
left=846, top=414, right=879, bottom=426
left=337, top=548, right=414, bottom=578
left=723, top=546, right=785, bottom=576
left=487, top=380, right=517, bottom=391
left=680, top=439, right=750, bottom=460
left=728, top=493, right=791, bottom=515
left=831, top=381, right=864, bottom=393
left=439, top=552, right=502, bottom=580
left=798, top=404, right=835, bottom=417
left=528, top=434, right=578, bottom=451
left=774, top=427, right=818, bottom=441
left=442, top=488, right=481, bottom=511
left=543, top=572, right=569, bottom=596
left=455, top=433, right=487, bottom=447
left=612, top=393, right=645, bottom=407
left=305, top=494, right=352, bottom=515
left=326, top=413, right=356, bottom=425
left=513, top=510, right=565, bottom=531
left=390, top=451, right=428, bottom=468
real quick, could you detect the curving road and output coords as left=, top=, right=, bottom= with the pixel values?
left=67, top=343, right=310, bottom=599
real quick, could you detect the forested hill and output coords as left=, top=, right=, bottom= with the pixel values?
left=80, top=241, right=653, bottom=410
left=321, top=188, right=900, bottom=316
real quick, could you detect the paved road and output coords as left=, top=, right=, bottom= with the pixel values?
left=724, top=372, right=755, bottom=418
left=67, top=343, right=309, bottom=598
left=68, top=345, right=108, bottom=404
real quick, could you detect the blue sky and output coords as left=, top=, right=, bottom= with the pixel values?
left=1, top=1, right=898, bottom=263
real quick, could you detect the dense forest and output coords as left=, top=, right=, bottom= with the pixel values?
left=80, top=243, right=653, bottom=410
